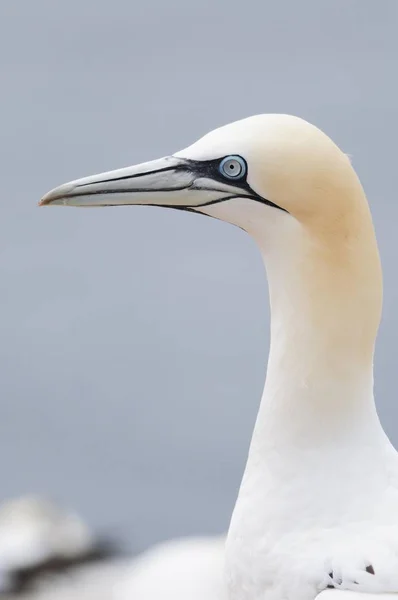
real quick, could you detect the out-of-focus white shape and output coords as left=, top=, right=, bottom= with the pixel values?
left=116, top=536, right=226, bottom=600
left=0, top=495, right=93, bottom=574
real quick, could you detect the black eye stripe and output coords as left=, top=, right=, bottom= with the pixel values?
left=176, top=157, right=249, bottom=187
left=176, top=157, right=288, bottom=213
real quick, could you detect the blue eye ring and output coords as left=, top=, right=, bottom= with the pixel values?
left=219, top=155, right=247, bottom=180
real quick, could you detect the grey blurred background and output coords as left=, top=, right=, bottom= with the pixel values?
left=0, top=0, right=397, bottom=554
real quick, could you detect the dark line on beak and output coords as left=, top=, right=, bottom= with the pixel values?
left=140, top=194, right=286, bottom=212
left=64, top=183, right=193, bottom=198
left=75, top=165, right=181, bottom=188
left=194, top=195, right=287, bottom=212
left=66, top=194, right=287, bottom=213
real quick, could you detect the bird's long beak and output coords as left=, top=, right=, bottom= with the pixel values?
left=39, top=155, right=249, bottom=209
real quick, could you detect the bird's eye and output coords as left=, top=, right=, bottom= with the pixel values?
left=219, top=156, right=246, bottom=180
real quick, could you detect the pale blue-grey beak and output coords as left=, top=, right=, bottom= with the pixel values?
left=39, top=155, right=255, bottom=209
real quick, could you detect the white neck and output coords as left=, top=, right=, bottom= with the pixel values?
left=246, top=202, right=385, bottom=465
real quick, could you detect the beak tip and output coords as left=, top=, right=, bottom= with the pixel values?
left=39, top=189, right=59, bottom=207
left=39, top=182, right=74, bottom=206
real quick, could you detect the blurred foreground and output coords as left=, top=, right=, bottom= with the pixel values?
left=0, top=495, right=224, bottom=600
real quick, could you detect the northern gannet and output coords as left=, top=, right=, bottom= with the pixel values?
left=40, top=114, right=398, bottom=600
